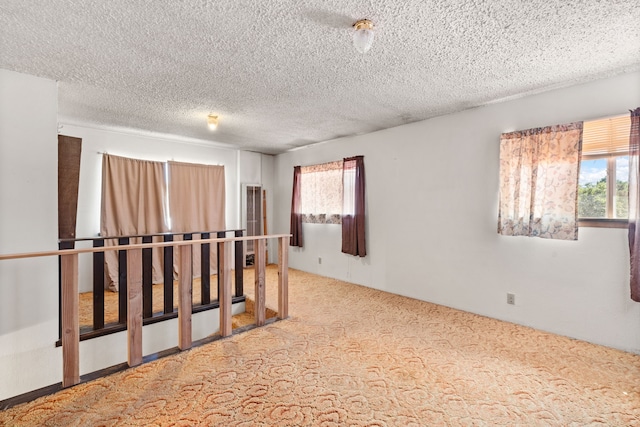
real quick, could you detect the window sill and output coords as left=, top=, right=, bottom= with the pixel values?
left=579, top=219, right=628, bottom=229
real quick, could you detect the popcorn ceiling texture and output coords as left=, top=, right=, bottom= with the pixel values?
left=1, top=1, right=639, bottom=154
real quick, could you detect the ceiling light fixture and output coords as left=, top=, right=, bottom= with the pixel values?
left=353, top=19, right=374, bottom=54
left=207, top=114, right=218, bottom=131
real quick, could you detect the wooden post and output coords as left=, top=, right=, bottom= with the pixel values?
left=200, top=232, right=210, bottom=305
left=141, top=236, right=153, bottom=318
left=178, top=245, right=193, bottom=350
left=219, top=241, right=232, bottom=337
left=163, top=234, right=174, bottom=314
left=277, top=237, right=289, bottom=320
left=262, top=189, right=268, bottom=262
left=234, top=230, right=243, bottom=297
left=254, top=238, right=266, bottom=326
left=61, top=253, right=80, bottom=387
left=126, top=248, right=143, bottom=367
left=92, top=239, right=105, bottom=330
left=118, top=237, right=129, bottom=324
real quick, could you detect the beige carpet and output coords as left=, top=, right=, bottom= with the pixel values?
left=2, top=267, right=640, bottom=426
left=77, top=271, right=276, bottom=330
left=79, top=275, right=227, bottom=328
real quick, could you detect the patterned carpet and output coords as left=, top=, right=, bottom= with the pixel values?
left=2, top=267, right=640, bottom=426
left=79, top=275, right=227, bottom=328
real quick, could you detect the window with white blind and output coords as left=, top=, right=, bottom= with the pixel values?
left=579, top=115, right=630, bottom=225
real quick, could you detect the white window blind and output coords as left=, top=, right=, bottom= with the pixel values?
left=582, top=115, right=631, bottom=156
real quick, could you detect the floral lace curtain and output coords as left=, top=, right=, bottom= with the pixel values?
left=498, top=122, right=583, bottom=240
left=300, top=161, right=343, bottom=224
left=628, top=107, right=640, bottom=301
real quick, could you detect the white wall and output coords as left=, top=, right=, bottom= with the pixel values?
left=238, top=151, right=276, bottom=264
left=274, top=71, right=640, bottom=354
left=0, top=70, right=61, bottom=400
left=261, top=154, right=276, bottom=264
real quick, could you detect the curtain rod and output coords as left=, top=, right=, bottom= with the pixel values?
left=96, top=152, right=222, bottom=166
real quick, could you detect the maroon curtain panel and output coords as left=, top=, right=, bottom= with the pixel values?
left=628, top=107, right=640, bottom=302
left=342, top=156, right=366, bottom=257
left=290, top=166, right=303, bottom=247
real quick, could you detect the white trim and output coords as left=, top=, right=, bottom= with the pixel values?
left=57, top=120, right=240, bottom=151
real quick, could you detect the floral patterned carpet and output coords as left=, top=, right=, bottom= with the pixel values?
left=2, top=266, right=640, bottom=426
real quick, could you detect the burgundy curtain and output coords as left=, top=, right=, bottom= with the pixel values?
left=628, top=107, right=640, bottom=302
left=342, top=156, right=366, bottom=257
left=290, top=166, right=303, bottom=247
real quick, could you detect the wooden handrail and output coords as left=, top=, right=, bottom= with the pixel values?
left=0, top=234, right=292, bottom=261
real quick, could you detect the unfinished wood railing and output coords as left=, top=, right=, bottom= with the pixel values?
left=0, top=233, right=290, bottom=388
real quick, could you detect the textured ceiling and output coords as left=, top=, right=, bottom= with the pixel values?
left=1, top=1, right=639, bottom=154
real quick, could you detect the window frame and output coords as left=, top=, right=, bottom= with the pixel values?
left=299, top=160, right=344, bottom=224
left=578, top=152, right=629, bottom=228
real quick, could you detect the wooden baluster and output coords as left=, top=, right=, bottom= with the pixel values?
left=200, top=232, right=210, bottom=305
left=278, top=236, right=289, bottom=320
left=61, top=252, right=79, bottom=387
left=163, top=234, right=174, bottom=314
left=178, top=244, right=192, bottom=350
left=234, top=230, right=243, bottom=297
left=254, top=239, right=266, bottom=326
left=127, top=248, right=143, bottom=367
left=92, top=239, right=105, bottom=329
left=219, top=241, right=232, bottom=337
left=118, top=237, right=129, bottom=324
left=216, top=231, right=225, bottom=302
left=142, top=236, right=153, bottom=318
left=58, top=240, right=74, bottom=340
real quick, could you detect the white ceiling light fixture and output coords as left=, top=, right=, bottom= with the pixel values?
left=207, top=114, right=218, bottom=131
left=352, top=19, right=374, bottom=54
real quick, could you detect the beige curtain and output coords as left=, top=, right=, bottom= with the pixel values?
left=498, top=122, right=583, bottom=240
left=101, top=154, right=168, bottom=291
left=168, top=161, right=225, bottom=278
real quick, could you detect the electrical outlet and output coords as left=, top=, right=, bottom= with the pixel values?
left=318, top=257, right=322, bottom=264
left=507, top=293, right=515, bottom=305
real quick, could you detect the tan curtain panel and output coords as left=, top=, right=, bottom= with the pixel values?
left=498, top=122, right=583, bottom=240
left=100, top=154, right=168, bottom=291
left=168, top=161, right=225, bottom=277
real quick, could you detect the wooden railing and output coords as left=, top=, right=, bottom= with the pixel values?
left=58, top=230, right=247, bottom=340
left=0, top=233, right=290, bottom=389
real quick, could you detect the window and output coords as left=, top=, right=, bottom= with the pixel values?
left=300, top=161, right=343, bottom=224
left=290, top=156, right=366, bottom=254
left=497, top=122, right=583, bottom=240
left=578, top=115, right=630, bottom=226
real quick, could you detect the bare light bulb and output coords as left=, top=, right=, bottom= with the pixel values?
left=207, top=115, right=218, bottom=131
left=353, top=19, right=374, bottom=54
